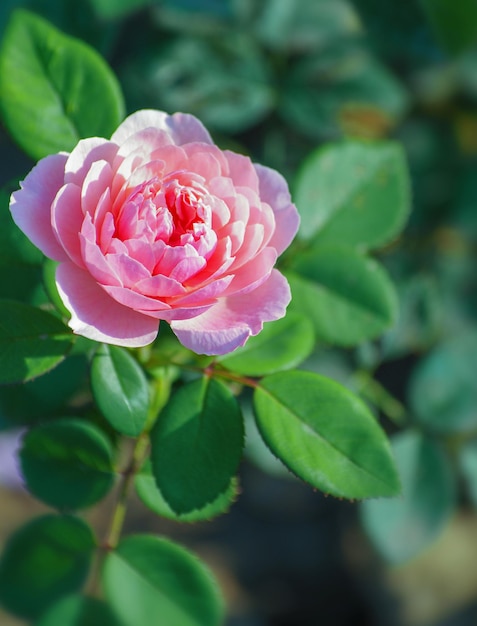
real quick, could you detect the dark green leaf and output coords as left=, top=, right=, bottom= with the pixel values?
left=20, top=418, right=115, bottom=510
left=0, top=514, right=95, bottom=619
left=420, top=0, right=477, bottom=55
left=0, top=300, right=73, bottom=385
left=90, top=0, right=151, bottom=20
left=253, top=371, right=400, bottom=499
left=122, top=35, right=273, bottom=133
left=0, top=9, right=124, bottom=159
left=408, top=330, right=477, bottom=433
left=0, top=187, right=45, bottom=303
left=0, top=353, right=88, bottom=426
left=151, top=377, right=243, bottom=514
left=219, top=312, right=315, bottom=376
left=256, top=0, right=362, bottom=53
left=287, top=246, right=397, bottom=346
left=459, top=440, right=477, bottom=509
left=294, top=140, right=410, bottom=248
left=361, top=431, right=456, bottom=563
left=135, top=460, right=237, bottom=522
left=91, top=344, right=150, bottom=437
left=36, top=594, right=122, bottom=626
left=102, top=535, right=224, bottom=626
left=281, top=47, right=409, bottom=141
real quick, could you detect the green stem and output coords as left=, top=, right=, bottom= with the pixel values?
left=104, top=433, right=150, bottom=551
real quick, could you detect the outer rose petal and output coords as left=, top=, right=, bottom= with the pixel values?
left=170, top=269, right=290, bottom=355
left=10, top=153, right=69, bottom=262
left=254, top=163, right=300, bottom=255
left=111, top=110, right=213, bottom=146
left=56, top=263, right=159, bottom=347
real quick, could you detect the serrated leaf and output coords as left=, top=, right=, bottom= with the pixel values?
left=219, top=312, right=315, bottom=376
left=102, top=535, right=224, bottom=626
left=20, top=418, right=115, bottom=510
left=135, top=460, right=237, bottom=522
left=0, top=300, right=73, bottom=385
left=287, top=245, right=397, bottom=346
left=91, top=344, right=150, bottom=437
left=253, top=371, right=400, bottom=499
left=361, top=431, right=456, bottom=563
left=294, top=140, right=410, bottom=248
left=0, top=514, right=95, bottom=619
left=151, top=377, right=243, bottom=514
left=0, top=9, right=124, bottom=159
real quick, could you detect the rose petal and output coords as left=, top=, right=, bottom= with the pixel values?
left=64, top=138, right=118, bottom=186
left=170, top=269, right=290, bottom=355
left=111, top=110, right=213, bottom=146
left=51, top=183, right=85, bottom=267
left=56, top=263, right=159, bottom=347
left=10, top=153, right=69, bottom=262
left=254, top=163, right=300, bottom=255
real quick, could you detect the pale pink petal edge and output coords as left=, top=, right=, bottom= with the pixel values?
left=111, top=109, right=213, bottom=147
left=10, top=153, right=69, bottom=262
left=56, top=263, right=159, bottom=348
left=254, top=163, right=300, bottom=255
left=170, top=269, right=291, bottom=355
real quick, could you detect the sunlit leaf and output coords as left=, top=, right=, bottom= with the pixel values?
left=103, top=535, right=224, bottom=626
left=254, top=371, right=400, bottom=499
left=91, top=344, right=150, bottom=437
left=0, top=9, right=124, bottom=159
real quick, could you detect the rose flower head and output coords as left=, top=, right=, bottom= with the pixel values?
left=10, top=110, right=299, bottom=355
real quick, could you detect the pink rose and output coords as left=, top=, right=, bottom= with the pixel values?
left=10, top=110, right=299, bottom=355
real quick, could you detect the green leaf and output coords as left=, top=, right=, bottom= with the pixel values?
left=281, top=47, right=409, bottom=141
left=360, top=431, right=456, bottom=563
left=253, top=371, right=400, bottom=499
left=43, top=259, right=71, bottom=317
left=102, top=535, right=224, bottom=626
left=294, top=140, right=410, bottom=248
left=0, top=187, right=45, bottom=303
left=0, top=514, right=95, bottom=619
left=0, top=9, right=124, bottom=160
left=420, top=0, right=477, bottom=55
left=89, top=0, right=151, bottom=20
left=256, top=0, right=362, bottom=53
left=135, top=460, right=237, bottom=522
left=151, top=377, right=243, bottom=514
left=0, top=300, right=73, bottom=385
left=218, top=312, right=315, bottom=376
left=91, top=344, right=150, bottom=437
left=36, top=594, right=122, bottom=626
left=122, top=35, right=273, bottom=133
left=287, top=246, right=397, bottom=346
left=458, top=440, right=477, bottom=509
left=0, top=353, right=89, bottom=426
left=20, top=418, right=115, bottom=510
left=408, top=330, right=477, bottom=433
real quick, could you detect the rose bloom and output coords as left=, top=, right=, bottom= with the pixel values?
left=10, top=110, right=299, bottom=355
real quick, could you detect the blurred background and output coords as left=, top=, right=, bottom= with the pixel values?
left=1, top=0, right=477, bottom=624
